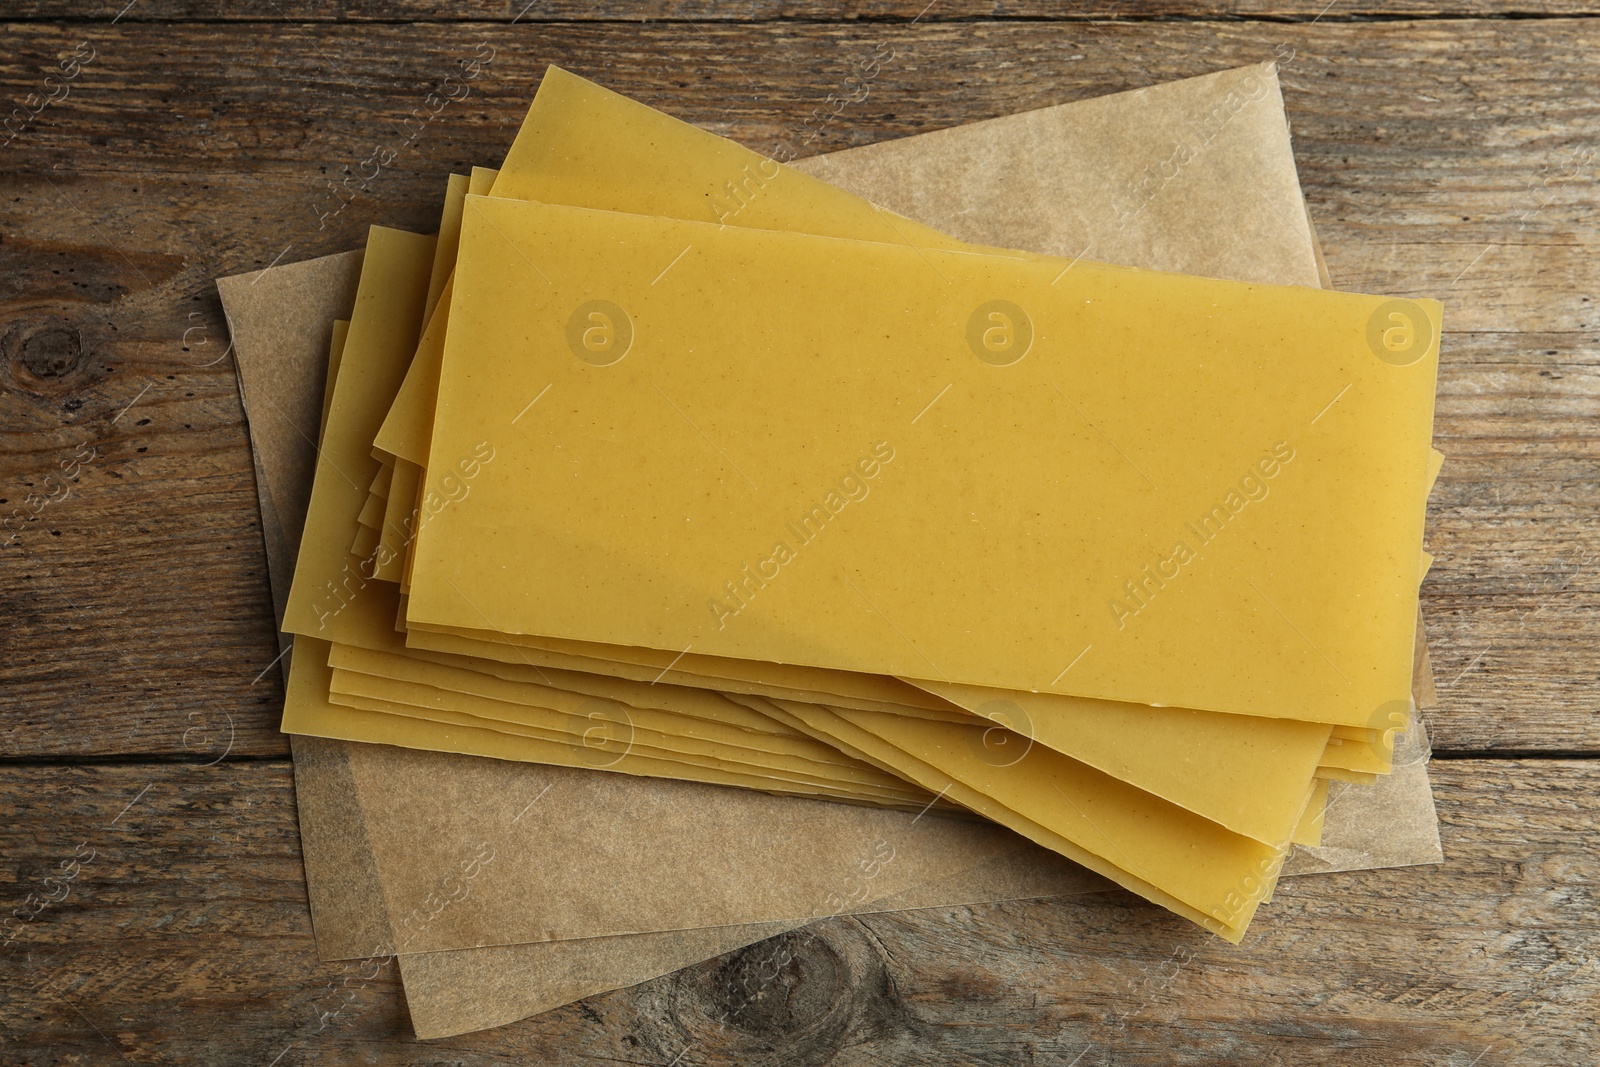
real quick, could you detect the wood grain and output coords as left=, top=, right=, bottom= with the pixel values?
left=0, top=759, right=1594, bottom=1064
left=7, top=1, right=1600, bottom=23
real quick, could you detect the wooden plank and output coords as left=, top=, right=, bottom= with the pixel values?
left=0, top=758, right=1594, bottom=1061
left=6, top=1, right=1600, bottom=23
left=2, top=18, right=1595, bottom=755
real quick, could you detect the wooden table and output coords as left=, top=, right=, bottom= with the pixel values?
left=3, top=2, right=1596, bottom=1063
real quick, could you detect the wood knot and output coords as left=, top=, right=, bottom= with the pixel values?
left=4, top=315, right=86, bottom=393
left=706, top=929, right=848, bottom=1037
left=637, top=922, right=907, bottom=1067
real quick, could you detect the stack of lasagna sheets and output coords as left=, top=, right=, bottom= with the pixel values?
left=277, top=66, right=1441, bottom=947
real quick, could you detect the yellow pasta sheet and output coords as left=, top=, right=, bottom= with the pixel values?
left=325, top=648, right=916, bottom=783
left=285, top=637, right=941, bottom=811
left=407, top=194, right=1438, bottom=727
left=324, top=672, right=935, bottom=802
left=904, top=682, right=1328, bottom=845
left=741, top=695, right=1285, bottom=941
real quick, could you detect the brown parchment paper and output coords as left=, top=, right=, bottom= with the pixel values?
left=397, top=844, right=1089, bottom=1038
left=338, top=743, right=1100, bottom=956
left=795, top=64, right=1321, bottom=287
left=224, top=61, right=1441, bottom=1039
left=222, top=250, right=363, bottom=632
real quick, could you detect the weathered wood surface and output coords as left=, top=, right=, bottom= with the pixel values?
left=7, top=1, right=1600, bottom=23
left=1, top=8, right=1597, bottom=1062
left=0, top=760, right=1595, bottom=1064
